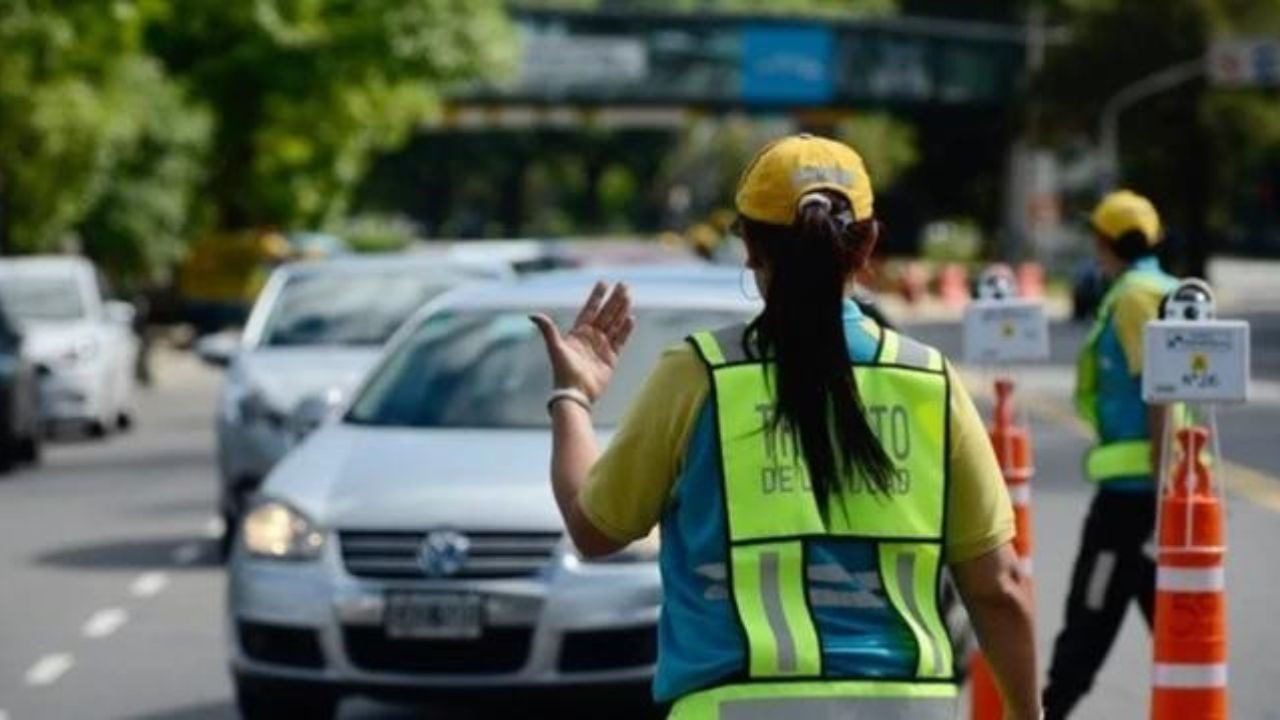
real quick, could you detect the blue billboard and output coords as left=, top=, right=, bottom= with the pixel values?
left=740, top=25, right=835, bottom=105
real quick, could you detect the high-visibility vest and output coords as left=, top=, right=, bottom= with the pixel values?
left=1074, top=267, right=1178, bottom=483
left=672, top=324, right=957, bottom=720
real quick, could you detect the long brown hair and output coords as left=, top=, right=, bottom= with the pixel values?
left=739, top=190, right=895, bottom=518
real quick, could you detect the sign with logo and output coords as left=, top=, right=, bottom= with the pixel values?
left=963, top=299, right=1050, bottom=365
left=1143, top=320, right=1250, bottom=403
left=1209, top=38, right=1280, bottom=87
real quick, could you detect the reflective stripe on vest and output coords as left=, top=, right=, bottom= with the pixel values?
left=682, top=324, right=954, bottom=714
left=669, top=680, right=958, bottom=720
left=1085, top=440, right=1152, bottom=482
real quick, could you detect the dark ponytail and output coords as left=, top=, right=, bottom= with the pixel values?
left=740, top=191, right=896, bottom=519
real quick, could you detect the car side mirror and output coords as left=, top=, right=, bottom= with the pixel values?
left=287, top=390, right=344, bottom=443
left=195, top=331, right=241, bottom=369
left=104, top=300, right=136, bottom=327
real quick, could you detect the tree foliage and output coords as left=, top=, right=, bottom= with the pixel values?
left=146, top=0, right=514, bottom=230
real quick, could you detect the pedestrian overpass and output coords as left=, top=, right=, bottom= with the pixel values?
left=442, top=8, right=1043, bottom=128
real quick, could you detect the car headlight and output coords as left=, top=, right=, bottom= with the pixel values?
left=241, top=500, right=325, bottom=560
left=59, top=337, right=98, bottom=366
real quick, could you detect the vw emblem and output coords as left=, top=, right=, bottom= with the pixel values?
left=418, top=530, right=471, bottom=578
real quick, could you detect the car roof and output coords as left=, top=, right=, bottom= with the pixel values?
left=432, top=264, right=760, bottom=312
left=0, top=256, right=95, bottom=276
left=276, top=250, right=511, bottom=279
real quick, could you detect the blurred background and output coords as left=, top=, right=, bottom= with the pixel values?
left=1, top=1, right=1279, bottom=719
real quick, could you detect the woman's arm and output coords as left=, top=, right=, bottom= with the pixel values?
left=951, top=543, right=1040, bottom=720
left=548, top=400, right=625, bottom=557
left=531, top=281, right=634, bottom=558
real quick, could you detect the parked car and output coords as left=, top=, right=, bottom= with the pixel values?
left=0, top=257, right=139, bottom=437
left=225, top=265, right=756, bottom=718
left=199, top=253, right=512, bottom=557
left=0, top=298, right=42, bottom=473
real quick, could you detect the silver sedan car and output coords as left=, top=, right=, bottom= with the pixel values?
left=226, top=265, right=757, bottom=718
left=199, top=253, right=511, bottom=557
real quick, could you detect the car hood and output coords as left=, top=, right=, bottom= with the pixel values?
left=18, top=321, right=101, bottom=362
left=235, top=348, right=379, bottom=412
left=263, top=423, right=604, bottom=532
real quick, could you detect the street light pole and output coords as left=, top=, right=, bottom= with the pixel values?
left=1098, top=58, right=1207, bottom=192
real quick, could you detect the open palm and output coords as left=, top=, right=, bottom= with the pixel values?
left=530, top=282, right=635, bottom=403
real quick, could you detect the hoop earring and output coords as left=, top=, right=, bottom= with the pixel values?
left=740, top=267, right=761, bottom=301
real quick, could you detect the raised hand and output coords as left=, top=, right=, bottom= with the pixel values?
left=529, top=282, right=635, bottom=403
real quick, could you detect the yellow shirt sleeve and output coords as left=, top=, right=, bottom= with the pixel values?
left=943, top=362, right=1016, bottom=564
left=1113, top=288, right=1163, bottom=375
left=577, top=344, right=709, bottom=544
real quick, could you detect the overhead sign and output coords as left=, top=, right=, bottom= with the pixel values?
left=1208, top=37, right=1280, bottom=87
left=1143, top=320, right=1251, bottom=404
left=963, top=299, right=1050, bottom=365
left=458, top=10, right=1027, bottom=109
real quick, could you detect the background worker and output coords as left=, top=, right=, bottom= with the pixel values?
left=531, top=135, right=1040, bottom=719
left=1042, top=190, right=1180, bottom=718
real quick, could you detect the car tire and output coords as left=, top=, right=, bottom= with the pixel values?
left=116, top=411, right=133, bottom=432
left=86, top=419, right=108, bottom=439
left=234, top=675, right=338, bottom=720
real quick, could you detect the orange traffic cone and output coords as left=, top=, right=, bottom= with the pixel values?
left=970, top=378, right=1035, bottom=719
left=1152, top=426, right=1228, bottom=719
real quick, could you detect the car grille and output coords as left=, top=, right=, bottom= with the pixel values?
left=339, top=530, right=562, bottom=580
left=343, top=626, right=532, bottom=674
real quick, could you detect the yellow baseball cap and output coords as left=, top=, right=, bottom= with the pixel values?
left=735, top=134, right=874, bottom=225
left=1091, top=190, right=1162, bottom=246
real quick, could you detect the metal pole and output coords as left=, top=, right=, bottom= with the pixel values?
left=1098, top=58, right=1207, bottom=192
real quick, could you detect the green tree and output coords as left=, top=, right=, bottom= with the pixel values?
left=0, top=0, right=203, bottom=258
left=146, top=0, right=514, bottom=231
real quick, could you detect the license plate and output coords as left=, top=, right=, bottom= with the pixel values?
left=384, top=592, right=484, bottom=640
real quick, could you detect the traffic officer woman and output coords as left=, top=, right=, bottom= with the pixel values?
left=1041, top=191, right=1179, bottom=718
left=532, top=135, right=1039, bottom=719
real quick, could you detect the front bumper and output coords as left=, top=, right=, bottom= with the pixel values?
left=227, top=536, right=661, bottom=694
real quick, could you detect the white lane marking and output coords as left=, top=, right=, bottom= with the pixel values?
left=130, top=571, right=169, bottom=598
left=82, top=608, right=128, bottom=639
left=1, top=708, right=10, bottom=720
left=171, top=542, right=202, bottom=566
left=204, top=516, right=225, bottom=539
left=24, top=654, right=73, bottom=686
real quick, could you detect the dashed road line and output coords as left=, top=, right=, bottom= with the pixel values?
left=82, top=608, right=128, bottom=640
left=129, top=572, right=169, bottom=598
left=171, top=542, right=202, bottom=566
left=24, top=654, right=73, bottom=687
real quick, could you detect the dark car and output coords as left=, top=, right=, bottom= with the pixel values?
left=0, top=300, right=42, bottom=473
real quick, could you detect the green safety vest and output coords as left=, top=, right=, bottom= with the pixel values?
left=1074, top=268, right=1178, bottom=483
left=673, top=324, right=957, bottom=720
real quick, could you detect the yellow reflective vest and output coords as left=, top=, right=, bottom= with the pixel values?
left=672, top=324, right=957, bottom=720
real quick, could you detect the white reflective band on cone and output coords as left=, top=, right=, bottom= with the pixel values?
left=1018, top=556, right=1034, bottom=577
left=1153, top=663, right=1228, bottom=688
left=1156, top=567, right=1225, bottom=593
left=1007, top=483, right=1032, bottom=506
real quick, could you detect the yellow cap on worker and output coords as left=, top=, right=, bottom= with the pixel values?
left=1091, top=190, right=1162, bottom=246
left=735, top=134, right=874, bottom=225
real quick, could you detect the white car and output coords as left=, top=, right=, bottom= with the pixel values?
left=226, top=265, right=757, bottom=718
left=198, top=253, right=512, bottom=556
left=0, top=256, right=138, bottom=437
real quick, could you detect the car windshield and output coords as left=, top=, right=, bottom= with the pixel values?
left=347, top=307, right=749, bottom=428
left=0, top=274, right=86, bottom=322
left=259, top=270, right=463, bottom=347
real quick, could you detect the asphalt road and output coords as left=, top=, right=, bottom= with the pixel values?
left=1, top=318, right=1278, bottom=719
